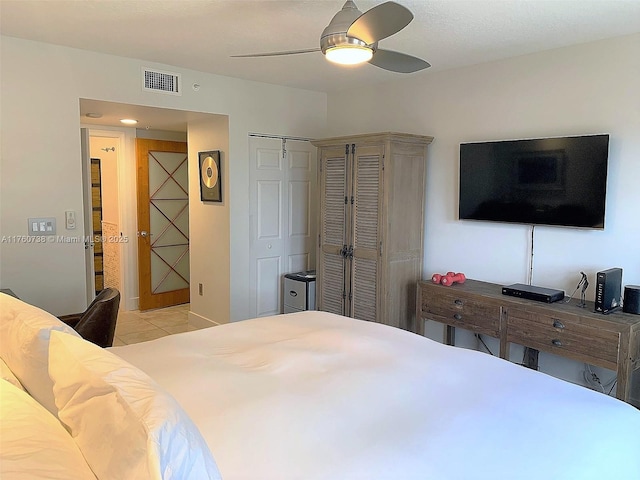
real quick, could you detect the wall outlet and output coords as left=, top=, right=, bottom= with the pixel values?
left=198, top=283, right=203, bottom=296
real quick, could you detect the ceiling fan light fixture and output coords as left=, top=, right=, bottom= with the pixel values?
left=325, top=45, right=373, bottom=65
left=233, top=1, right=429, bottom=74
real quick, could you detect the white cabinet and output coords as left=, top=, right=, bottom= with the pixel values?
left=312, top=133, right=433, bottom=331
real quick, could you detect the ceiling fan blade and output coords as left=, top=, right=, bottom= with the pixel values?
left=231, top=48, right=320, bottom=58
left=347, top=1, right=413, bottom=44
left=369, top=49, right=430, bottom=73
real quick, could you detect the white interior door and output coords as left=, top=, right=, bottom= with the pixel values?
left=249, top=136, right=316, bottom=317
left=285, top=139, right=317, bottom=273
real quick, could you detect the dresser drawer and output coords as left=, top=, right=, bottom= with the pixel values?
left=421, top=290, right=501, bottom=337
left=506, top=309, right=620, bottom=368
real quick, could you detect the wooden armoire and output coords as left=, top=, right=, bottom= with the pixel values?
left=311, top=132, right=433, bottom=331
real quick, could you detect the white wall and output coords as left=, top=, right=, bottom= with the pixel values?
left=0, top=36, right=327, bottom=318
left=187, top=115, right=231, bottom=327
left=327, top=33, right=639, bottom=289
left=326, top=33, right=640, bottom=391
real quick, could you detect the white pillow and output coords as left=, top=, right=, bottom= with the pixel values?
left=0, top=378, right=97, bottom=479
left=0, top=293, right=81, bottom=414
left=0, top=356, right=25, bottom=391
left=49, top=331, right=222, bottom=480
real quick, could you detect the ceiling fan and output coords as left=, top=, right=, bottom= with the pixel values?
left=232, top=1, right=430, bottom=73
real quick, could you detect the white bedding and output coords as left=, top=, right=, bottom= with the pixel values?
left=0, top=379, right=97, bottom=479
left=111, top=311, right=640, bottom=480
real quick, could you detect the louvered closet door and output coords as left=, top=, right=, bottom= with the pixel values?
left=318, top=146, right=349, bottom=315
left=349, top=144, right=383, bottom=322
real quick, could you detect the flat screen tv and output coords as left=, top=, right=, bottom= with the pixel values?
left=459, top=134, right=609, bottom=229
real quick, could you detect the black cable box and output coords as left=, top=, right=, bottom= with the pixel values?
left=502, top=283, right=565, bottom=303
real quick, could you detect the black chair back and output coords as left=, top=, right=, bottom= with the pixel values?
left=74, top=288, right=120, bottom=348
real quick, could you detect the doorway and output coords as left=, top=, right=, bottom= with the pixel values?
left=83, top=128, right=189, bottom=312
left=248, top=135, right=317, bottom=317
left=80, top=129, right=125, bottom=306
left=80, top=99, right=229, bottom=321
left=88, top=134, right=123, bottom=296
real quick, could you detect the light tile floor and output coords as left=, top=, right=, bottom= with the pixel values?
left=113, top=303, right=206, bottom=346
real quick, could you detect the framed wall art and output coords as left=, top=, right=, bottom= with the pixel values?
left=199, top=150, right=222, bottom=202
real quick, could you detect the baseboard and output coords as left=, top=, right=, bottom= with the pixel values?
left=188, top=310, right=222, bottom=329
left=130, top=296, right=139, bottom=312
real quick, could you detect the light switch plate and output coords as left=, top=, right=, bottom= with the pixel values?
left=28, top=217, right=56, bottom=236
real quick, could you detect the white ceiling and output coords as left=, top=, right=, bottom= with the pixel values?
left=2, top=0, right=640, bottom=94
left=3, top=1, right=640, bottom=131
left=78, top=98, right=217, bottom=132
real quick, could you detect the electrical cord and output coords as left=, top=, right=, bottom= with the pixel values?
left=583, top=363, right=616, bottom=395
left=474, top=334, right=494, bottom=356
left=526, top=225, right=535, bottom=285
left=583, top=367, right=604, bottom=393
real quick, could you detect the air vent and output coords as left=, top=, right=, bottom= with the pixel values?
left=142, top=68, right=181, bottom=95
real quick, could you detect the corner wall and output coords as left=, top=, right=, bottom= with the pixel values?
left=0, top=36, right=327, bottom=318
left=326, top=33, right=640, bottom=391
left=327, top=33, right=640, bottom=290
left=187, top=116, right=230, bottom=326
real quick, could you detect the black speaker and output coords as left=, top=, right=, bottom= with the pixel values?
left=623, top=285, right=640, bottom=314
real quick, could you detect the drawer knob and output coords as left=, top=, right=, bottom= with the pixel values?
left=551, top=339, right=563, bottom=347
left=289, top=291, right=298, bottom=297
left=552, top=319, right=565, bottom=329
left=453, top=313, right=462, bottom=321
left=454, top=299, right=463, bottom=306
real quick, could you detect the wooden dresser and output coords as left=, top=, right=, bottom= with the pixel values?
left=416, top=279, right=640, bottom=406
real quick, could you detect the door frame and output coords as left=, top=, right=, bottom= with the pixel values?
left=80, top=128, right=95, bottom=305
left=83, top=128, right=128, bottom=307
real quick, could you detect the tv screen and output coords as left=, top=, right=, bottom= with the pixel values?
left=459, top=134, right=609, bottom=229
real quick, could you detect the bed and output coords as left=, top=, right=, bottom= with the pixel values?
left=1, top=292, right=639, bottom=479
